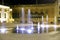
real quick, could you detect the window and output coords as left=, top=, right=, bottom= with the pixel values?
left=0, top=13, right=1, bottom=18
left=4, top=13, right=6, bottom=18
left=4, top=9, right=9, bottom=12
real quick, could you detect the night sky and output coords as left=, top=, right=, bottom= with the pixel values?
left=0, top=0, right=56, bottom=5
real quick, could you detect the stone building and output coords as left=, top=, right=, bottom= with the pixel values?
left=0, top=5, right=14, bottom=23
left=11, top=1, right=59, bottom=24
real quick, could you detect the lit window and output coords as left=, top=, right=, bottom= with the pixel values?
left=0, top=13, right=1, bottom=18
left=4, top=13, right=6, bottom=18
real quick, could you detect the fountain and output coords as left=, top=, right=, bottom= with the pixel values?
left=16, top=25, right=19, bottom=33
left=16, top=8, right=25, bottom=34
left=26, top=9, right=34, bottom=34
left=46, top=15, right=49, bottom=33
left=54, top=16, right=57, bottom=31
left=27, top=9, right=31, bottom=23
left=15, top=8, right=58, bottom=34
left=37, top=22, right=40, bottom=34
left=0, top=21, right=7, bottom=34
left=41, top=16, right=45, bottom=33
left=16, top=8, right=34, bottom=34
left=21, top=8, right=25, bottom=23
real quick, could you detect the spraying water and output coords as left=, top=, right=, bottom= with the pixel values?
left=46, top=15, right=49, bottom=33
left=16, top=25, right=19, bottom=34
left=41, top=16, right=45, bottom=33
left=37, top=22, right=40, bottom=34
left=54, top=16, right=57, bottom=31
left=21, top=8, right=25, bottom=23
left=27, top=9, right=31, bottom=23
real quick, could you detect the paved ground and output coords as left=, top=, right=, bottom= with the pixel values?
left=0, top=31, right=60, bottom=40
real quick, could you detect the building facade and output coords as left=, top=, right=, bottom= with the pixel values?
left=0, top=5, right=14, bottom=23
left=11, top=1, right=59, bottom=24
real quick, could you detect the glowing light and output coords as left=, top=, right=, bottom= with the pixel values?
left=0, top=27, right=7, bottom=34
left=54, top=16, right=57, bottom=31
left=46, top=24, right=49, bottom=33
left=46, top=15, right=49, bottom=33
left=16, top=25, right=19, bottom=33
left=37, top=22, right=40, bottom=34
left=21, top=8, right=25, bottom=23
left=20, top=28, right=25, bottom=31
left=31, top=27, right=34, bottom=30
left=27, top=9, right=31, bottom=23
left=54, top=25, right=57, bottom=31
left=20, top=27, right=25, bottom=34
left=41, top=23, right=45, bottom=33
left=10, top=9, right=12, bottom=11
left=0, top=5, right=9, bottom=8
left=27, top=29, right=33, bottom=34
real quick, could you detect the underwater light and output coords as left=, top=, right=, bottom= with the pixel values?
left=0, top=27, right=7, bottom=34
left=26, top=29, right=33, bottom=34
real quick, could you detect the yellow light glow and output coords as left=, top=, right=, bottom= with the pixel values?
left=0, top=5, right=10, bottom=8
left=10, top=9, right=12, bottom=11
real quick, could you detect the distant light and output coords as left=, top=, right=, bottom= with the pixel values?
left=10, top=9, right=12, bottom=11
left=37, top=22, right=40, bottom=28
left=0, top=27, right=7, bottom=34
left=16, top=25, right=19, bottom=33
left=20, top=28, right=25, bottom=31
left=1, top=18, right=6, bottom=23
left=16, top=25, right=19, bottom=30
left=27, top=29, right=33, bottom=34
left=41, top=24, right=45, bottom=28
left=31, top=27, right=34, bottom=30
left=46, top=25, right=49, bottom=27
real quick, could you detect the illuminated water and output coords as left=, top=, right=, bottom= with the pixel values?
left=21, top=8, right=25, bottom=23
left=46, top=15, right=49, bottom=33
left=54, top=16, right=57, bottom=31
left=41, top=16, right=45, bottom=33
left=37, top=22, right=40, bottom=34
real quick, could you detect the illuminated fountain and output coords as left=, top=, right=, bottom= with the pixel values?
left=41, top=16, right=45, bottom=33
left=16, top=25, right=19, bottom=34
left=46, top=15, right=49, bottom=33
left=54, top=16, right=57, bottom=31
left=26, top=9, right=34, bottom=34
left=37, top=22, right=40, bottom=34
left=16, top=8, right=34, bottom=34
left=21, top=8, right=25, bottom=24
left=27, top=9, right=31, bottom=23
left=16, top=8, right=57, bottom=34
left=0, top=22, right=7, bottom=34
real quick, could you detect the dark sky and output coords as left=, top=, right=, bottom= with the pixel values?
left=0, top=0, right=56, bottom=5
